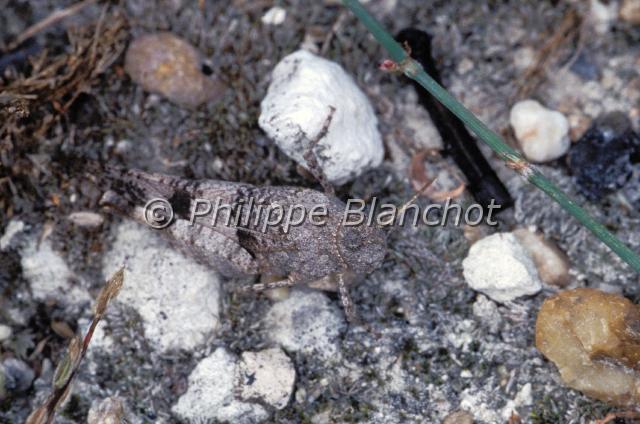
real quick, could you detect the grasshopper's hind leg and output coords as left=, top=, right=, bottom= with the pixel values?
left=337, top=273, right=357, bottom=323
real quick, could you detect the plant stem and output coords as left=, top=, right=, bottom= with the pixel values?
left=341, top=0, right=640, bottom=273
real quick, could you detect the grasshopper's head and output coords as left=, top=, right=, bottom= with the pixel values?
left=336, top=222, right=387, bottom=275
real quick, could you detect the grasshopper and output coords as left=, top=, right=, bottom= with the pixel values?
left=98, top=165, right=387, bottom=322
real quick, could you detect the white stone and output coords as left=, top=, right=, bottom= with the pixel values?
left=514, top=383, right=533, bottom=407
left=236, top=348, right=295, bottom=410
left=103, top=221, right=220, bottom=352
left=172, top=348, right=268, bottom=424
left=87, top=396, right=125, bottom=424
left=263, top=289, right=344, bottom=361
left=21, top=238, right=90, bottom=304
left=0, top=324, right=12, bottom=342
left=509, top=100, right=569, bottom=163
left=67, top=211, right=104, bottom=228
left=513, top=228, right=570, bottom=287
left=472, top=295, right=501, bottom=333
left=462, top=233, right=542, bottom=303
left=259, top=49, right=384, bottom=184
left=261, top=6, right=286, bottom=25
left=0, top=219, right=25, bottom=250
left=590, top=0, right=618, bottom=34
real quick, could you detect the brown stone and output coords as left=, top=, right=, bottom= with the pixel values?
left=125, top=32, right=225, bottom=108
left=536, top=288, right=640, bottom=406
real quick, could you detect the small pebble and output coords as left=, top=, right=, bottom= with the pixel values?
left=569, top=52, right=600, bottom=81
left=259, top=49, right=384, bottom=185
left=442, top=410, right=474, bottom=424
left=536, top=288, right=640, bottom=406
left=462, top=233, right=542, bottom=303
left=1, top=358, right=34, bottom=392
left=568, top=111, right=639, bottom=200
left=513, top=228, right=571, bottom=287
left=0, top=219, right=25, bottom=250
left=125, top=32, right=225, bottom=108
left=509, top=99, right=570, bottom=163
left=620, top=0, right=640, bottom=24
left=472, top=295, right=501, bottom=333
left=589, top=0, right=618, bottom=34
left=87, top=397, right=125, bottom=424
left=236, top=348, right=295, bottom=410
left=0, top=325, right=12, bottom=342
left=261, top=6, right=286, bottom=25
left=67, top=211, right=104, bottom=228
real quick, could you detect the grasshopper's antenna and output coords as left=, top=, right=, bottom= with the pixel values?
left=397, top=178, right=435, bottom=216
left=377, top=178, right=436, bottom=232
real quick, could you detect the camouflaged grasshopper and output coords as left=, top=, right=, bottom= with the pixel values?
left=99, top=165, right=387, bottom=322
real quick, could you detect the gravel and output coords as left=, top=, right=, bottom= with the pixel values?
left=2, top=0, right=640, bottom=422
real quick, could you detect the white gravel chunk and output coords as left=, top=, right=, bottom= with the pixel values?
left=263, top=289, right=345, bottom=361
left=21, top=238, right=90, bottom=304
left=462, top=233, right=542, bottom=303
left=261, top=6, right=286, bottom=25
left=0, top=220, right=25, bottom=250
left=236, top=348, right=296, bottom=410
left=509, top=99, right=569, bottom=163
left=0, top=325, right=12, bottom=342
left=259, top=49, right=384, bottom=184
left=103, top=221, right=220, bottom=352
left=472, top=295, right=501, bottom=334
left=67, top=211, right=104, bottom=228
left=172, top=348, right=268, bottom=424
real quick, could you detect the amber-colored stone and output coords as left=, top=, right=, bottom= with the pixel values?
left=536, top=288, right=640, bottom=405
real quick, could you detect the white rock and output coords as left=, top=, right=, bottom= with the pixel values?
left=513, top=228, right=570, bottom=287
left=103, top=221, right=220, bottom=352
left=263, top=289, right=344, bottom=361
left=21, top=238, right=90, bottom=304
left=590, top=0, right=618, bottom=34
left=0, top=324, right=12, bottom=342
left=509, top=100, right=569, bottom=163
left=259, top=49, right=384, bottom=184
left=0, top=219, right=25, bottom=250
left=261, top=6, right=286, bottom=25
left=514, top=383, right=533, bottom=407
left=87, top=396, right=125, bottom=424
left=172, top=348, right=268, bottom=424
left=236, top=348, right=295, bottom=409
left=472, top=295, right=501, bottom=333
left=462, top=233, right=542, bottom=303
left=67, top=211, right=104, bottom=228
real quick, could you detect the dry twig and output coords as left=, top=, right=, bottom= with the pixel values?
left=26, top=268, right=125, bottom=424
left=5, top=0, right=98, bottom=52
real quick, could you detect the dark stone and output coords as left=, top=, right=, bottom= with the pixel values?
left=2, top=358, right=34, bottom=392
left=569, top=53, right=600, bottom=81
left=567, top=112, right=639, bottom=200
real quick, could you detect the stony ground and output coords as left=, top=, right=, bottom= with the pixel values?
left=1, top=0, right=640, bottom=423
